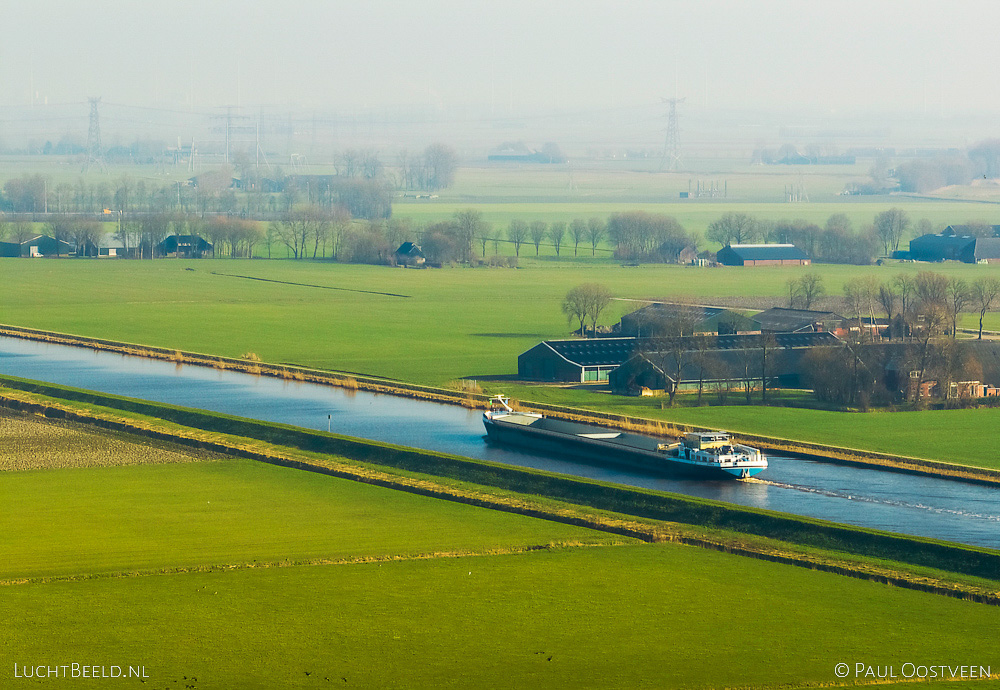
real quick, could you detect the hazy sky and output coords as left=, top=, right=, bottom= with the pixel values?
left=4, top=0, right=1000, bottom=117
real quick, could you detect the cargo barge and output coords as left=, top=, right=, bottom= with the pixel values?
left=482, top=396, right=767, bottom=479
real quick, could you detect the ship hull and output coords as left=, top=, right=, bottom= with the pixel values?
left=483, top=415, right=766, bottom=480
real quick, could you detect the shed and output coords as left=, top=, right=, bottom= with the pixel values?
left=394, top=242, right=425, bottom=267
left=908, top=233, right=976, bottom=262
left=973, top=238, right=1000, bottom=264
left=716, top=243, right=810, bottom=266
left=619, top=303, right=756, bottom=337
left=157, top=235, right=213, bottom=258
left=752, top=307, right=845, bottom=334
left=518, top=338, right=639, bottom=382
left=608, top=332, right=841, bottom=394
left=0, top=235, right=74, bottom=257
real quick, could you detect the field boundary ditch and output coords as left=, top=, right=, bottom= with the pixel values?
left=3, top=322, right=1000, bottom=487
left=2, top=379, right=1000, bottom=605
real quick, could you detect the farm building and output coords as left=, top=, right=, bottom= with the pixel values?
left=908, top=226, right=1000, bottom=263
left=394, top=242, right=425, bottom=267
left=157, top=235, right=213, bottom=258
left=619, top=303, right=757, bottom=337
left=0, top=235, right=74, bottom=257
left=608, top=332, right=841, bottom=395
left=518, top=338, right=640, bottom=382
left=77, top=238, right=126, bottom=258
left=716, top=243, right=810, bottom=266
left=752, top=307, right=845, bottom=334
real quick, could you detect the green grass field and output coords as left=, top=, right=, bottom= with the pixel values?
left=4, top=257, right=1000, bottom=467
left=0, top=459, right=614, bottom=581
left=3, top=257, right=1000, bottom=383
left=396, top=199, right=1000, bottom=241
left=4, top=393, right=999, bottom=688
left=6, top=543, right=999, bottom=689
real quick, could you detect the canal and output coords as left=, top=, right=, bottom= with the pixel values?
left=2, top=335, right=998, bottom=549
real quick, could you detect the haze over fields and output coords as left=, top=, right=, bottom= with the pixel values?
left=3, top=0, right=1000, bottom=150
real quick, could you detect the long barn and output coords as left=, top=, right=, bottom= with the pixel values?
left=716, top=243, right=810, bottom=266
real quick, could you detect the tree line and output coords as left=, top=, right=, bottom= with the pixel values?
left=0, top=143, right=459, bottom=220
left=798, top=270, right=1000, bottom=407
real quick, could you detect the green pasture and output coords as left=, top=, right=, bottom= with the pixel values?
left=4, top=258, right=1000, bottom=467
left=0, top=459, right=612, bottom=581
left=437, top=162, right=872, bottom=203
left=3, top=257, right=1000, bottom=382
left=4, top=544, right=998, bottom=689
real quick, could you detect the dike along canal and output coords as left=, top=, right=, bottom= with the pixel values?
left=3, top=335, right=1000, bottom=549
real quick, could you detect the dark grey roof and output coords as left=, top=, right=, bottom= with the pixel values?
left=944, top=225, right=1000, bottom=237
left=725, top=244, right=809, bottom=261
left=396, top=242, right=423, bottom=257
left=653, top=331, right=841, bottom=351
left=543, top=338, right=639, bottom=367
left=540, top=331, right=840, bottom=367
left=909, top=233, right=976, bottom=259
left=975, top=238, right=1000, bottom=260
left=623, top=303, right=725, bottom=324
left=753, top=307, right=844, bottom=332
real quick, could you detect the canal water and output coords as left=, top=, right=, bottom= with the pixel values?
left=2, top=335, right=999, bottom=549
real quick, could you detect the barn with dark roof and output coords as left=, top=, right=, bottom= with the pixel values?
left=0, top=235, right=75, bottom=257
left=908, top=226, right=1000, bottom=263
left=752, top=307, right=845, bottom=333
left=716, top=244, right=810, bottom=266
left=608, top=332, right=841, bottom=394
left=619, top=303, right=757, bottom=337
left=517, top=338, right=639, bottom=382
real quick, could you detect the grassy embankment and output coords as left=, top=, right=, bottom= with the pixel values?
left=2, top=401, right=1000, bottom=689
left=3, top=258, right=1000, bottom=469
left=4, top=378, right=1000, bottom=583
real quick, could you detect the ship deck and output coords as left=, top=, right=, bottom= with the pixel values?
left=493, top=414, right=666, bottom=453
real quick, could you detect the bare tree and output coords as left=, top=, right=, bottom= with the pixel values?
left=798, top=273, right=825, bottom=309
left=569, top=218, right=587, bottom=257
left=915, top=271, right=949, bottom=310
left=507, top=220, right=528, bottom=257
left=271, top=207, right=331, bottom=259
left=876, top=281, right=897, bottom=335
left=893, top=273, right=917, bottom=339
left=422, top=143, right=458, bottom=190
left=758, top=331, right=779, bottom=403
left=561, top=286, right=590, bottom=336
left=549, top=221, right=566, bottom=257
left=530, top=221, right=547, bottom=256
left=873, top=208, right=910, bottom=256
left=706, top=212, right=760, bottom=246
left=787, top=273, right=825, bottom=309
left=971, top=277, right=1000, bottom=339
left=582, top=283, right=612, bottom=337
left=946, top=277, right=971, bottom=338
left=586, top=217, right=605, bottom=256
left=786, top=277, right=802, bottom=308
left=842, top=278, right=869, bottom=339
left=452, top=209, right=484, bottom=262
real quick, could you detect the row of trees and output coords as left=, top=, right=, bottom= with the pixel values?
left=803, top=339, right=984, bottom=408
left=837, top=271, right=1000, bottom=342
left=709, top=209, right=924, bottom=264
left=506, top=217, right=606, bottom=258
left=834, top=271, right=1000, bottom=403
left=0, top=143, right=459, bottom=218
